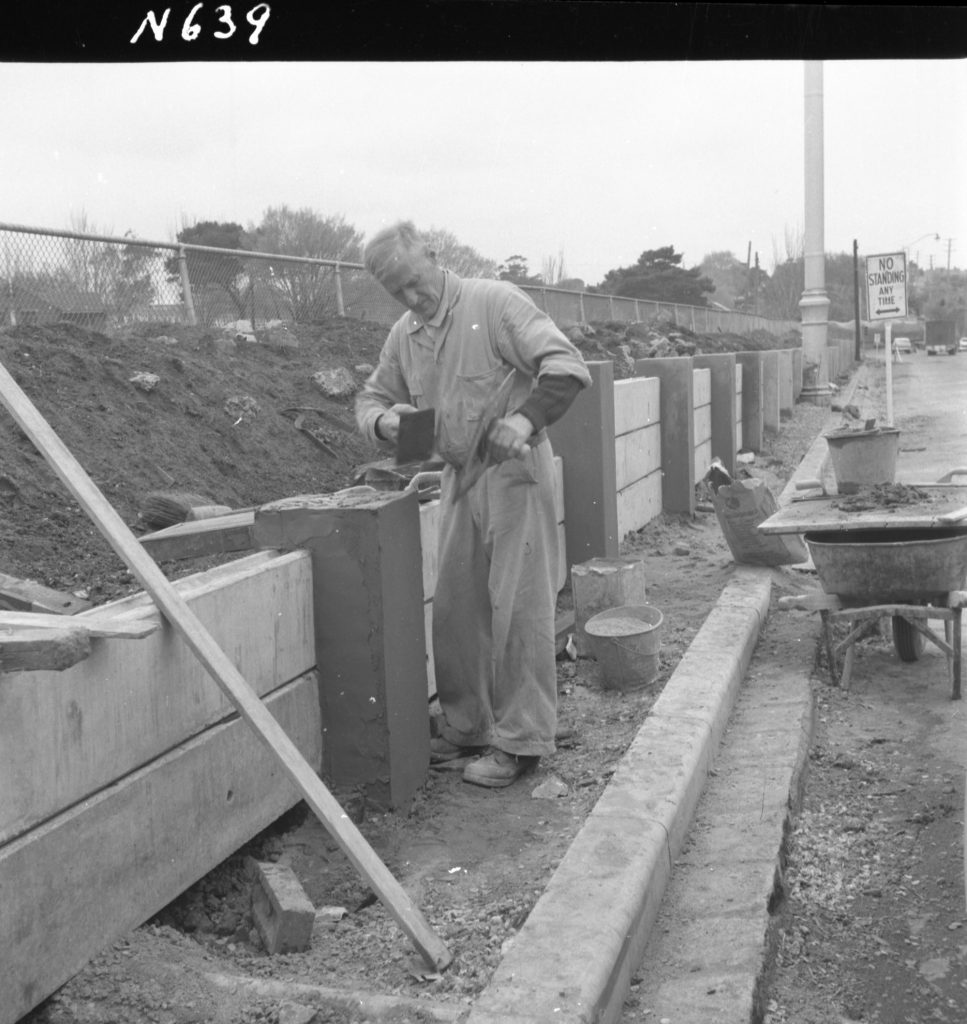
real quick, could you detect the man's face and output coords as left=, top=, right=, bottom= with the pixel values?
left=374, top=246, right=446, bottom=321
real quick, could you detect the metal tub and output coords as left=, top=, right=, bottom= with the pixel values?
left=804, top=528, right=967, bottom=603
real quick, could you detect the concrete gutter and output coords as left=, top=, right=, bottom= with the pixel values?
left=468, top=569, right=772, bottom=1024
left=469, top=368, right=865, bottom=1024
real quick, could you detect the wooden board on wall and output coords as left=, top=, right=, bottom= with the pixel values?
left=1, top=671, right=321, bottom=1024
left=0, top=550, right=315, bottom=845
left=693, top=367, right=711, bottom=407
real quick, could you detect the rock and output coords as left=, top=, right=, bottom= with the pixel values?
left=312, top=367, right=357, bottom=398
left=532, top=775, right=569, bottom=799
left=129, top=371, right=160, bottom=392
left=264, top=325, right=299, bottom=349
left=224, top=395, right=260, bottom=422
left=673, top=544, right=690, bottom=556
left=354, top=363, right=375, bottom=376
left=279, top=1002, right=317, bottom=1024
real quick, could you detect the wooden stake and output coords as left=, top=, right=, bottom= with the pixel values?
left=0, top=359, right=452, bottom=972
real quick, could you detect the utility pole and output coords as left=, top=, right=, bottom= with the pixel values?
left=944, top=237, right=954, bottom=274
left=853, top=239, right=861, bottom=361
left=799, top=60, right=831, bottom=403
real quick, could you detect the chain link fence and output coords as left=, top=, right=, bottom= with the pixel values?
left=0, top=222, right=796, bottom=337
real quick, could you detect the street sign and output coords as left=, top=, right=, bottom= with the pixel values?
left=865, top=251, right=907, bottom=321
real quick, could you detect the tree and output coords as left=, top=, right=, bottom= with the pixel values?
left=498, top=255, right=543, bottom=285
left=541, top=249, right=569, bottom=287
left=596, top=246, right=715, bottom=306
left=697, top=251, right=751, bottom=310
left=423, top=227, right=498, bottom=278
left=248, top=206, right=364, bottom=320
left=166, top=221, right=255, bottom=325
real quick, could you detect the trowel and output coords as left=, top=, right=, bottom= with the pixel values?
left=395, top=407, right=436, bottom=465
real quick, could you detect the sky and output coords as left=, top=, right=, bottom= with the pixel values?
left=0, top=59, right=964, bottom=283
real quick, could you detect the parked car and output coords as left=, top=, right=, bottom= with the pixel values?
left=959, top=337, right=967, bottom=352
left=893, top=336, right=913, bottom=355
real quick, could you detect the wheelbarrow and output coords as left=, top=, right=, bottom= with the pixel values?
left=779, top=527, right=967, bottom=697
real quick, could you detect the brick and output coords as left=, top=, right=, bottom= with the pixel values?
left=248, top=858, right=315, bottom=954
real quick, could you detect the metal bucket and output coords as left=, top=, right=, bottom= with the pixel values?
left=804, top=528, right=967, bottom=602
left=584, top=605, right=663, bottom=692
left=824, top=428, right=900, bottom=495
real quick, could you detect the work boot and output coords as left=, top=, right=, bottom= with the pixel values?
left=462, top=749, right=539, bottom=788
left=429, top=737, right=485, bottom=764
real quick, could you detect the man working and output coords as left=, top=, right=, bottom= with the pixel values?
left=355, top=221, right=592, bottom=788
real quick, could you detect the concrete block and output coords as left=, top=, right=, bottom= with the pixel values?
left=248, top=857, right=315, bottom=954
left=571, top=555, right=648, bottom=656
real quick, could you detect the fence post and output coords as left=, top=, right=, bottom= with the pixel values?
left=579, top=291, right=586, bottom=323
left=334, top=263, right=346, bottom=317
left=177, top=247, right=198, bottom=327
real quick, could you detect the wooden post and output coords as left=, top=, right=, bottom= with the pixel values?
left=253, top=491, right=429, bottom=812
left=177, top=246, right=197, bottom=327
left=779, top=350, right=795, bottom=416
left=694, top=352, right=738, bottom=477
left=548, top=360, right=619, bottom=567
left=760, top=350, right=781, bottom=436
left=636, top=356, right=695, bottom=514
left=334, top=263, right=345, bottom=316
left=735, top=352, right=764, bottom=452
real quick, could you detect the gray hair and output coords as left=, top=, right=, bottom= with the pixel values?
left=363, top=221, right=432, bottom=278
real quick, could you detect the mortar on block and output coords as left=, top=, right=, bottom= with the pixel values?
left=824, top=427, right=900, bottom=494
left=584, top=604, right=663, bottom=692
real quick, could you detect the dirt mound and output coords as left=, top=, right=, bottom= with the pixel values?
left=0, top=318, right=388, bottom=603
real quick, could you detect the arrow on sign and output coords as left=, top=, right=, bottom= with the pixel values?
left=880, top=306, right=900, bottom=313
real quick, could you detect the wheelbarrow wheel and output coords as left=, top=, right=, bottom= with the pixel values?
left=892, top=615, right=926, bottom=662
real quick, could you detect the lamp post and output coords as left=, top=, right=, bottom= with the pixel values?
left=799, top=61, right=832, bottom=404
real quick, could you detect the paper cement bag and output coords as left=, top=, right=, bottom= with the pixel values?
left=710, top=478, right=808, bottom=567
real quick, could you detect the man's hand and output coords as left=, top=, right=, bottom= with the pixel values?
left=486, top=412, right=533, bottom=463
left=376, top=403, right=418, bottom=443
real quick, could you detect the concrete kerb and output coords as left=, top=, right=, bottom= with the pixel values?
left=467, top=570, right=772, bottom=1024
left=469, top=367, right=867, bottom=1024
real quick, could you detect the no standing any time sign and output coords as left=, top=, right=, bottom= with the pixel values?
left=865, top=251, right=908, bottom=321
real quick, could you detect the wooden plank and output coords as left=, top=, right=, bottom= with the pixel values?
left=139, top=509, right=257, bottom=562
left=0, top=672, right=322, bottom=1024
left=615, top=423, right=661, bottom=492
left=759, top=486, right=967, bottom=534
left=735, top=352, right=764, bottom=452
left=0, top=360, right=451, bottom=973
left=0, top=550, right=314, bottom=845
left=0, top=571, right=91, bottom=615
left=617, top=471, right=663, bottom=539
left=0, top=626, right=91, bottom=673
left=0, top=609, right=159, bottom=639
left=614, top=377, right=659, bottom=437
